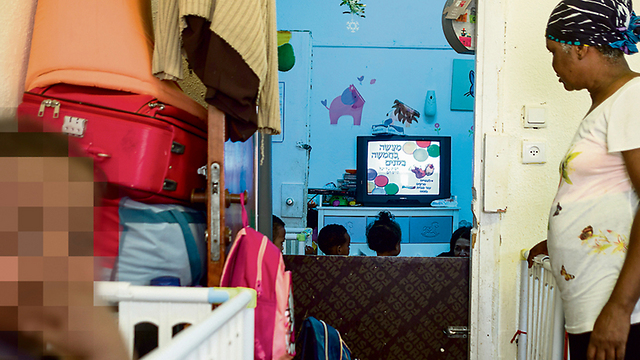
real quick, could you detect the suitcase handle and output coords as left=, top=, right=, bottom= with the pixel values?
left=85, top=146, right=112, bottom=159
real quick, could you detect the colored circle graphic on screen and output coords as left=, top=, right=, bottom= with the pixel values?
left=367, top=181, right=375, bottom=193
left=367, top=168, right=377, bottom=181
left=372, top=187, right=386, bottom=194
left=416, top=141, right=431, bottom=148
left=403, top=142, right=417, bottom=154
left=427, top=144, right=440, bottom=157
left=413, top=148, right=428, bottom=161
left=385, top=183, right=399, bottom=195
left=374, top=175, right=389, bottom=187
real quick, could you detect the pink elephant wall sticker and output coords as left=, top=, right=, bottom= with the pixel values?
left=328, top=84, right=366, bottom=125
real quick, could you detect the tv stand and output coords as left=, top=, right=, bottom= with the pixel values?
left=317, top=206, right=459, bottom=256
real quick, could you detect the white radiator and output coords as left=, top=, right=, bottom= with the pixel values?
left=95, top=282, right=256, bottom=360
left=518, top=251, right=565, bottom=360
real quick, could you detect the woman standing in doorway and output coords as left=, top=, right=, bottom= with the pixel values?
left=528, top=1, right=640, bottom=359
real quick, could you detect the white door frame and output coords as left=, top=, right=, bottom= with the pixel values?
left=470, top=0, right=505, bottom=358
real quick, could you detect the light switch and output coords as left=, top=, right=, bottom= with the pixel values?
left=524, top=106, right=546, bottom=128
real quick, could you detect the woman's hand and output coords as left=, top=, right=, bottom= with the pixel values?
left=587, top=302, right=630, bottom=360
left=527, top=240, right=548, bottom=268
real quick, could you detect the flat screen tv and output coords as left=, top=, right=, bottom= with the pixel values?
left=356, top=135, right=451, bottom=207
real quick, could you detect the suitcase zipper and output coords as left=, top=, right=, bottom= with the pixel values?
left=28, top=92, right=205, bottom=138
left=255, top=237, right=268, bottom=297
left=38, top=99, right=61, bottom=118
left=147, top=101, right=165, bottom=111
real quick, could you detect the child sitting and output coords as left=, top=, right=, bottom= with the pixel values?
left=366, top=211, right=402, bottom=256
left=272, top=215, right=286, bottom=251
left=317, top=224, right=351, bottom=255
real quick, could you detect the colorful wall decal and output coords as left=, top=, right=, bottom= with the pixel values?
left=370, top=79, right=376, bottom=84
left=340, top=0, right=366, bottom=17
left=341, top=0, right=365, bottom=33
left=346, top=18, right=360, bottom=33
left=328, top=84, right=366, bottom=125
left=434, top=122, right=441, bottom=134
left=357, top=75, right=364, bottom=85
left=451, top=59, right=475, bottom=111
left=469, top=125, right=474, bottom=137
left=387, top=99, right=420, bottom=125
left=277, top=31, right=295, bottom=72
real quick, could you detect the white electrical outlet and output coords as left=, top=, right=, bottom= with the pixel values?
left=522, top=141, right=546, bottom=164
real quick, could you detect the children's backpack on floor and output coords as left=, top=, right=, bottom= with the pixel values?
left=220, top=193, right=295, bottom=360
left=299, top=317, right=351, bottom=360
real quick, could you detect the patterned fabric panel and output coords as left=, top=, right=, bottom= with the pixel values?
left=284, top=255, right=469, bottom=360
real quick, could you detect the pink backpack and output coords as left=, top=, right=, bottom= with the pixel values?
left=221, top=193, right=295, bottom=359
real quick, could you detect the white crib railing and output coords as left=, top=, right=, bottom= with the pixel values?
left=95, top=282, right=256, bottom=360
left=518, top=250, right=565, bottom=360
left=284, top=227, right=312, bottom=255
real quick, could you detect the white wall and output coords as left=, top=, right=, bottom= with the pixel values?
left=475, top=0, right=640, bottom=358
left=0, top=0, right=37, bottom=129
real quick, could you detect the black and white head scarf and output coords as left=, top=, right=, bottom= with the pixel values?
left=546, top=0, right=640, bottom=54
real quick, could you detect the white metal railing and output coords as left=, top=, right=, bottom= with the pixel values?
left=94, top=282, right=256, bottom=360
left=517, top=250, right=565, bottom=360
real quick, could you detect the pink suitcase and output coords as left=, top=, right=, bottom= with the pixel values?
left=17, top=84, right=207, bottom=205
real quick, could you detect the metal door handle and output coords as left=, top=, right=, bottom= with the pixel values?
left=443, top=326, right=469, bottom=338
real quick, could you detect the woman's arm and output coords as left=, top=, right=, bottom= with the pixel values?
left=588, top=147, right=640, bottom=360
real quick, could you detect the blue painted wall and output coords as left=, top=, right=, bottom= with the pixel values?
left=276, top=0, right=475, bottom=225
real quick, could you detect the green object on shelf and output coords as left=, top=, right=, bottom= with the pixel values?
left=327, top=195, right=348, bottom=206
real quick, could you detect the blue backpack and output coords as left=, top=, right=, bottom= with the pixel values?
left=299, top=317, right=352, bottom=360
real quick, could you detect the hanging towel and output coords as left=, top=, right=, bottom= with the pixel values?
left=153, top=0, right=281, bottom=139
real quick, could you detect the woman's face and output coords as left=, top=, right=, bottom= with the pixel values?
left=454, top=238, right=471, bottom=257
left=546, top=39, right=582, bottom=91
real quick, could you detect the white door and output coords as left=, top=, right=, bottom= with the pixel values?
left=272, top=30, right=312, bottom=228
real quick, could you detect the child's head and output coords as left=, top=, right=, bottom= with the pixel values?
left=366, top=211, right=402, bottom=256
left=317, top=224, right=350, bottom=255
left=272, top=215, right=286, bottom=251
left=449, top=226, right=471, bottom=257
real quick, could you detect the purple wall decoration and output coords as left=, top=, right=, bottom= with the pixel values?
left=329, top=84, right=366, bottom=126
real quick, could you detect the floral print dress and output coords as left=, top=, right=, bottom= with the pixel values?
left=547, top=77, right=640, bottom=334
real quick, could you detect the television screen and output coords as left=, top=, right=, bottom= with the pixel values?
left=356, top=135, right=451, bottom=207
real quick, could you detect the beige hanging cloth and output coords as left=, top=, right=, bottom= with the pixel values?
left=153, top=0, right=281, bottom=138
